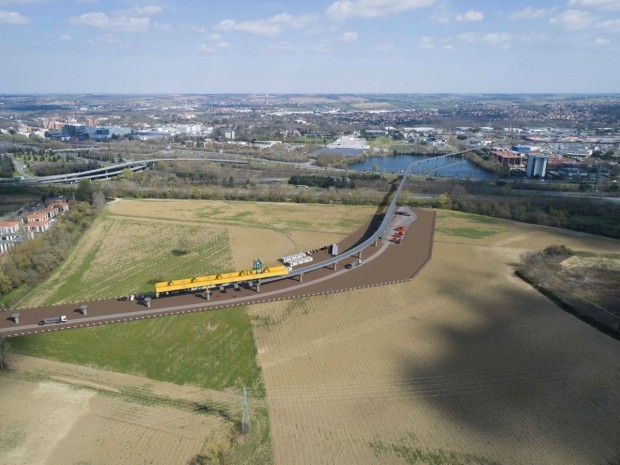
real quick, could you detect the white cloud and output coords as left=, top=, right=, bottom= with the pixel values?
left=267, top=41, right=330, bottom=53
left=199, top=38, right=230, bottom=53
left=342, top=31, right=358, bottom=41
left=452, top=32, right=525, bottom=49
left=87, top=34, right=124, bottom=45
left=116, top=6, right=162, bottom=16
left=509, top=6, right=550, bottom=20
left=326, top=0, right=434, bottom=19
left=593, top=37, right=611, bottom=44
left=68, top=6, right=161, bottom=33
left=69, top=12, right=150, bottom=33
left=199, top=43, right=226, bottom=53
left=58, top=34, right=72, bottom=41
left=216, top=12, right=317, bottom=37
left=455, top=10, right=483, bottom=22
left=0, top=9, right=28, bottom=24
left=568, top=0, right=620, bottom=10
left=549, top=9, right=596, bottom=29
left=419, top=35, right=433, bottom=48
left=482, top=32, right=515, bottom=45
left=599, top=17, right=620, bottom=31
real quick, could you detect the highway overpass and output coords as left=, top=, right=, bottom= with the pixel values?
left=1, top=157, right=247, bottom=185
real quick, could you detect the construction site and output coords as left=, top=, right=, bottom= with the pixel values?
left=0, top=203, right=434, bottom=337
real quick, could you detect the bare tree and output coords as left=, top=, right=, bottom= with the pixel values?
left=92, top=191, right=106, bottom=212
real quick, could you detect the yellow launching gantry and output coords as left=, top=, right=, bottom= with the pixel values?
left=154, top=259, right=288, bottom=296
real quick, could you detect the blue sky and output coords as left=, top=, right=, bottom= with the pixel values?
left=0, top=0, right=619, bottom=93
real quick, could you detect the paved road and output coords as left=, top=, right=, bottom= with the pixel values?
left=12, top=159, right=32, bottom=178
left=2, top=157, right=247, bottom=185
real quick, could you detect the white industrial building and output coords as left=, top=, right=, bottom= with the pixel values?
left=526, top=154, right=548, bottom=178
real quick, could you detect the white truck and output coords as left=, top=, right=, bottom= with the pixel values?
left=38, top=315, right=67, bottom=326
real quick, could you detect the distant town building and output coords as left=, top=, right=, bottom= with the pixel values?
left=327, top=135, right=369, bottom=150
left=490, top=148, right=523, bottom=167
left=526, top=155, right=548, bottom=178
left=511, top=145, right=542, bottom=153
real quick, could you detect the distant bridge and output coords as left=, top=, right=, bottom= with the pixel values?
left=408, top=151, right=469, bottom=176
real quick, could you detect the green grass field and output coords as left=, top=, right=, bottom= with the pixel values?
left=7, top=306, right=264, bottom=395
left=19, top=212, right=234, bottom=306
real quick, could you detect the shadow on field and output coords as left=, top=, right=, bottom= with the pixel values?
left=400, top=281, right=620, bottom=464
left=345, top=179, right=397, bottom=251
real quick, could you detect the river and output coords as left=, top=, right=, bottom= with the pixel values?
left=347, top=154, right=494, bottom=180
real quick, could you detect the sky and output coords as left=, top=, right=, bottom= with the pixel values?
left=0, top=0, right=619, bottom=94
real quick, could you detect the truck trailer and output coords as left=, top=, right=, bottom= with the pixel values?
left=38, top=315, right=68, bottom=325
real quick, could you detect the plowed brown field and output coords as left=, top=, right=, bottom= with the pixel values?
left=250, top=211, right=620, bottom=465
left=0, top=354, right=231, bottom=465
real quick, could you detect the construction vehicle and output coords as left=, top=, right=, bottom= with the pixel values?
left=389, top=225, right=407, bottom=245
left=38, top=315, right=67, bottom=325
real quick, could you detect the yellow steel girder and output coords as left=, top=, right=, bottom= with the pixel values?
left=155, top=265, right=288, bottom=294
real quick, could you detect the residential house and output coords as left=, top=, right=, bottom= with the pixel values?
left=0, top=221, right=23, bottom=254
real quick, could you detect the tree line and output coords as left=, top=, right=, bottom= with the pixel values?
left=0, top=199, right=102, bottom=308
left=0, top=155, right=15, bottom=178
left=30, top=160, right=101, bottom=176
left=406, top=186, right=620, bottom=239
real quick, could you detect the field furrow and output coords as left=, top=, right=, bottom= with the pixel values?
left=251, top=212, right=620, bottom=465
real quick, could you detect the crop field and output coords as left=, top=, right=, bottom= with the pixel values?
left=7, top=199, right=376, bottom=465
left=20, top=199, right=372, bottom=307
left=249, top=210, right=620, bottom=465
left=105, top=199, right=374, bottom=235
left=0, top=356, right=231, bottom=465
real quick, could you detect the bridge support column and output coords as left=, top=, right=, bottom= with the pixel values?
left=256, top=280, right=261, bottom=293
left=358, top=250, right=363, bottom=259
left=333, top=262, right=337, bottom=271
left=299, top=274, right=303, bottom=283
left=206, top=291, right=210, bottom=301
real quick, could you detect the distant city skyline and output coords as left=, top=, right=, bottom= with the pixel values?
left=0, top=0, right=619, bottom=94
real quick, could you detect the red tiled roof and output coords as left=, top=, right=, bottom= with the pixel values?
left=24, top=220, right=50, bottom=228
